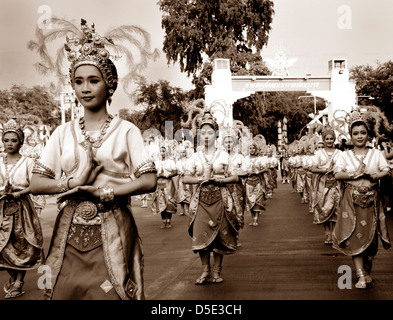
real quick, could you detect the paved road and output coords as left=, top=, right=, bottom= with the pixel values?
left=1, top=181, right=393, bottom=300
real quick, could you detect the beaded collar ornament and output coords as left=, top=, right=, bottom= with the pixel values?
left=3, top=154, right=22, bottom=186
left=79, top=114, right=114, bottom=148
left=64, top=19, right=118, bottom=97
left=2, top=118, right=24, bottom=145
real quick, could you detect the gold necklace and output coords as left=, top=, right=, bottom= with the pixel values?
left=351, top=148, right=368, bottom=161
left=202, top=152, right=212, bottom=165
left=79, top=114, right=113, bottom=148
left=3, top=154, right=22, bottom=181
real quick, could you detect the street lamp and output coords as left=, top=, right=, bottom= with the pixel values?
left=298, top=95, right=316, bottom=115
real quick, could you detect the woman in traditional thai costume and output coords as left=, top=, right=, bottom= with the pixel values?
left=332, top=111, right=390, bottom=289
left=152, top=146, right=178, bottom=228
left=29, top=20, right=157, bottom=300
left=176, top=146, right=192, bottom=216
left=293, top=143, right=307, bottom=202
left=264, top=150, right=274, bottom=199
left=281, top=153, right=290, bottom=184
left=310, top=127, right=342, bottom=244
left=287, top=146, right=297, bottom=192
left=222, top=129, right=249, bottom=236
left=303, top=141, right=316, bottom=213
left=183, top=112, right=240, bottom=285
left=0, top=118, right=44, bottom=299
left=244, top=141, right=266, bottom=226
left=267, top=147, right=279, bottom=194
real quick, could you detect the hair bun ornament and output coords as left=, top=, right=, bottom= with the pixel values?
left=348, top=110, right=368, bottom=130
left=65, top=19, right=118, bottom=95
left=198, top=111, right=219, bottom=131
left=321, top=124, right=336, bottom=140
left=220, top=126, right=238, bottom=141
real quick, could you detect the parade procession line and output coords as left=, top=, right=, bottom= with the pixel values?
left=2, top=181, right=393, bottom=300
left=140, top=182, right=393, bottom=301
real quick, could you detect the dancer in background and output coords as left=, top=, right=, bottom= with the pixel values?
left=244, top=141, right=266, bottom=226
left=294, top=142, right=307, bottom=203
left=152, top=145, right=178, bottom=228
left=281, top=152, right=291, bottom=184
left=0, top=118, right=44, bottom=299
left=176, top=146, right=192, bottom=216
left=333, top=111, right=390, bottom=289
left=183, top=111, right=241, bottom=285
left=223, top=129, right=249, bottom=244
left=310, top=127, right=342, bottom=244
left=302, top=140, right=315, bottom=212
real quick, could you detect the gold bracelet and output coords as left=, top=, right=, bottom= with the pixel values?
left=57, top=176, right=72, bottom=193
left=99, top=186, right=114, bottom=203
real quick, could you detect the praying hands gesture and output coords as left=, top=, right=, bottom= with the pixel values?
left=58, top=143, right=103, bottom=203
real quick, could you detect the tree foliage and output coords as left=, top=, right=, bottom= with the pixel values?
left=120, top=78, right=189, bottom=137
left=0, top=85, right=61, bottom=128
left=350, top=60, right=393, bottom=121
left=233, top=91, right=326, bottom=144
left=159, top=0, right=274, bottom=75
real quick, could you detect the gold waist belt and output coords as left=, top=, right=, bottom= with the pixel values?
left=200, top=184, right=221, bottom=205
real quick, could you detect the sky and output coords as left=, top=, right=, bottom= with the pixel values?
left=1, top=0, right=392, bottom=114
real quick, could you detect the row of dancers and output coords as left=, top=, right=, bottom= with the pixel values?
left=283, top=115, right=393, bottom=289
left=143, top=109, right=393, bottom=289
left=145, top=131, right=281, bottom=230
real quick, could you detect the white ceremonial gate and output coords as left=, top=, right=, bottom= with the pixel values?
left=205, top=58, right=356, bottom=128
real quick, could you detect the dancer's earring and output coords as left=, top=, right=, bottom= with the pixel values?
left=108, top=89, right=114, bottom=106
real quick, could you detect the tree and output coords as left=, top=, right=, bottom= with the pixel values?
left=233, top=91, right=326, bottom=144
left=0, top=85, right=61, bottom=127
left=350, top=60, right=393, bottom=121
left=159, top=0, right=274, bottom=76
left=132, top=78, right=189, bottom=137
left=118, top=108, right=145, bottom=130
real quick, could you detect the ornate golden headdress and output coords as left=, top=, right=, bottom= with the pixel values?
left=321, top=124, right=336, bottom=140
left=2, top=117, right=24, bottom=144
left=220, top=127, right=238, bottom=141
left=348, top=110, right=368, bottom=132
left=65, top=19, right=118, bottom=98
left=198, top=111, right=219, bottom=131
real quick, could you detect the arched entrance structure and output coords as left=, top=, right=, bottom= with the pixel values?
left=205, top=58, right=356, bottom=129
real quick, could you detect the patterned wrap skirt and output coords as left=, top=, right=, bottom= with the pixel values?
left=188, top=183, right=238, bottom=255
left=312, top=173, right=340, bottom=224
left=45, top=198, right=144, bottom=300
left=151, top=177, right=177, bottom=214
left=0, top=195, right=44, bottom=271
left=244, top=174, right=265, bottom=215
left=177, top=175, right=192, bottom=205
left=332, top=183, right=391, bottom=256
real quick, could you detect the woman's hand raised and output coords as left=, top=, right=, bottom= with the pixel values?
left=69, top=143, right=103, bottom=188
